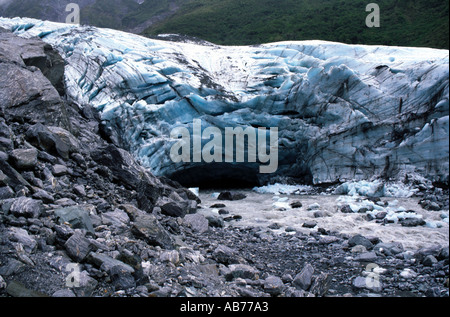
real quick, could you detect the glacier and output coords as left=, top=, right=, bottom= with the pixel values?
left=0, top=17, right=448, bottom=187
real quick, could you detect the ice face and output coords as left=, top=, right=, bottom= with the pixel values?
left=1, top=17, right=448, bottom=186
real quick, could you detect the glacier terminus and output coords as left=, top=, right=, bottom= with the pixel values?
left=0, top=17, right=448, bottom=188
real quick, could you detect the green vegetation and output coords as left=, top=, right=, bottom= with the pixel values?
left=1, top=0, right=447, bottom=49
left=1, top=0, right=44, bottom=20
left=80, top=0, right=184, bottom=30
left=143, top=0, right=449, bottom=49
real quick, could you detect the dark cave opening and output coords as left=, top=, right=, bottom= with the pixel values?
left=168, top=163, right=262, bottom=189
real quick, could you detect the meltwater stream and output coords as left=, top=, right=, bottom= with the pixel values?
left=198, top=188, right=449, bottom=251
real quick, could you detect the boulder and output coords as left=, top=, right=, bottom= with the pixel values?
left=52, top=289, right=76, bottom=297
left=54, top=206, right=95, bottom=234
left=0, top=186, right=14, bottom=199
left=160, top=250, right=180, bottom=265
left=9, top=197, right=43, bottom=218
left=218, top=192, right=247, bottom=201
left=310, top=273, right=332, bottom=297
left=348, top=234, right=374, bottom=250
left=437, top=247, right=449, bottom=261
left=373, top=242, right=404, bottom=256
left=400, top=218, right=426, bottom=227
left=352, top=276, right=383, bottom=292
left=212, top=245, right=240, bottom=265
left=87, top=253, right=134, bottom=274
left=183, top=213, right=209, bottom=233
left=422, top=255, right=438, bottom=267
left=131, top=213, right=175, bottom=249
left=354, top=252, right=378, bottom=262
left=225, top=264, right=260, bottom=281
left=160, top=202, right=186, bottom=218
left=290, top=201, right=303, bottom=208
left=0, top=32, right=69, bottom=127
left=32, top=189, right=55, bottom=204
left=263, top=275, right=285, bottom=296
left=5, top=281, right=48, bottom=297
left=8, top=227, right=37, bottom=252
left=109, top=265, right=136, bottom=291
left=0, top=169, right=8, bottom=186
left=9, top=148, right=38, bottom=170
left=64, top=231, right=92, bottom=262
left=0, top=160, right=31, bottom=192
left=293, top=263, right=314, bottom=291
left=51, top=164, right=68, bottom=176
left=25, top=124, right=70, bottom=159
left=341, top=205, right=354, bottom=213
left=302, top=221, right=317, bottom=229
left=101, top=209, right=130, bottom=227
left=71, top=271, right=98, bottom=297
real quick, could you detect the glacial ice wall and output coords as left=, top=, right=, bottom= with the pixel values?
left=1, top=18, right=448, bottom=186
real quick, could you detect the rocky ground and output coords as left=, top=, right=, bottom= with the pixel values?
left=0, top=27, right=449, bottom=298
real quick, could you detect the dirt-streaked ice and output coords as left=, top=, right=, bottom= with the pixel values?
left=0, top=17, right=447, bottom=186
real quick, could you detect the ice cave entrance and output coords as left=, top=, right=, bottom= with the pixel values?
left=168, top=163, right=261, bottom=189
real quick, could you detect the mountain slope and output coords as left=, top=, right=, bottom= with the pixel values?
left=80, top=0, right=187, bottom=33
left=1, top=0, right=448, bottom=48
left=0, top=0, right=188, bottom=33
left=144, top=0, right=449, bottom=49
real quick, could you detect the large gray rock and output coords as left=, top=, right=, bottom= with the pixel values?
left=0, top=160, right=32, bottom=192
left=5, top=281, right=49, bottom=297
left=0, top=25, right=65, bottom=94
left=348, top=234, right=374, bottom=250
left=212, top=245, right=240, bottom=265
left=101, top=209, right=130, bottom=227
left=64, top=231, right=92, bottom=262
left=263, top=275, right=285, bottom=296
left=0, top=186, right=14, bottom=199
left=8, top=227, right=37, bottom=252
left=25, top=124, right=71, bottom=160
left=309, top=272, right=332, bottom=297
left=293, top=263, right=315, bottom=291
left=131, top=213, right=175, bottom=249
left=354, top=252, right=378, bottom=262
left=109, top=265, right=136, bottom=291
left=54, top=206, right=95, bottom=234
left=160, top=202, right=186, bottom=218
left=9, top=197, right=43, bottom=218
left=52, top=289, right=76, bottom=297
left=422, top=255, right=438, bottom=267
left=87, top=253, right=134, bottom=274
left=400, top=218, right=426, bottom=227
left=183, top=213, right=209, bottom=233
left=91, top=144, right=167, bottom=213
left=0, top=31, right=69, bottom=128
left=225, top=264, right=260, bottom=281
left=373, top=242, right=404, bottom=256
left=0, top=169, right=8, bottom=186
left=9, top=148, right=38, bottom=170
left=437, top=247, right=449, bottom=261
